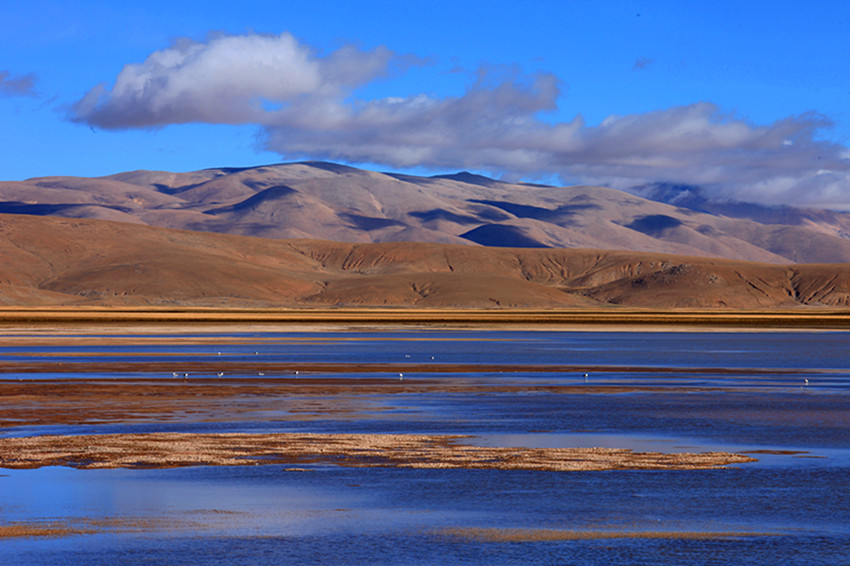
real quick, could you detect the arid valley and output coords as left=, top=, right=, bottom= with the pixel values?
left=6, top=3, right=850, bottom=563
left=1, top=161, right=850, bottom=563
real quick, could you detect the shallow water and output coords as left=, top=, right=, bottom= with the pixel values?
left=1, top=330, right=849, bottom=565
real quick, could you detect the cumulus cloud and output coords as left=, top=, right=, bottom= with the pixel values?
left=70, top=32, right=850, bottom=210
left=0, top=71, right=37, bottom=97
left=71, top=33, right=403, bottom=128
left=553, top=106, right=850, bottom=207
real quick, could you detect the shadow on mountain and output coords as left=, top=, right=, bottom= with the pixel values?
left=631, top=182, right=834, bottom=227
left=0, top=202, right=125, bottom=215
left=300, top=161, right=362, bottom=174
left=626, top=214, right=684, bottom=237
left=207, top=185, right=298, bottom=215
left=431, top=171, right=503, bottom=187
left=408, top=209, right=480, bottom=224
left=384, top=171, right=504, bottom=188
left=233, top=186, right=298, bottom=211
left=468, top=199, right=599, bottom=222
left=381, top=172, right=430, bottom=184
left=202, top=163, right=287, bottom=175
left=340, top=213, right=406, bottom=231
left=152, top=182, right=208, bottom=195
left=464, top=204, right=511, bottom=221
left=460, top=224, right=549, bottom=248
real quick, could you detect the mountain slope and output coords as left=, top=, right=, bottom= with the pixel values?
left=5, top=162, right=850, bottom=263
left=3, top=213, right=850, bottom=309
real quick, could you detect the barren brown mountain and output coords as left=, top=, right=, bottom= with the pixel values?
left=5, top=161, right=850, bottom=263
left=3, top=213, right=850, bottom=309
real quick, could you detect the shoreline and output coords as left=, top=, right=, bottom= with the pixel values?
left=2, top=307, right=850, bottom=333
left=0, top=312, right=832, bottom=485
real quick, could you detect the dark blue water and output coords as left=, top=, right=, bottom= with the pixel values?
left=3, top=330, right=849, bottom=371
left=3, top=465, right=849, bottom=565
left=1, top=330, right=849, bottom=565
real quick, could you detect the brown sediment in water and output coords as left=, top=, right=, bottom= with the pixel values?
left=1, top=520, right=773, bottom=541
left=0, top=314, right=772, bottom=475
left=0, top=523, right=97, bottom=539
left=0, top=377, right=721, bottom=428
left=437, top=527, right=773, bottom=542
left=0, top=432, right=757, bottom=471
left=0, top=516, right=208, bottom=539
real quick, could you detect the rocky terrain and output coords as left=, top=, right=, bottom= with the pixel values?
left=4, top=161, right=850, bottom=263
left=3, top=213, right=850, bottom=308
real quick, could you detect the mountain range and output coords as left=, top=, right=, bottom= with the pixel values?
left=3, top=213, right=850, bottom=308
left=3, top=161, right=850, bottom=264
left=4, top=162, right=850, bottom=309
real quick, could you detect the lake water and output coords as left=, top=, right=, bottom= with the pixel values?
left=1, top=329, right=849, bottom=565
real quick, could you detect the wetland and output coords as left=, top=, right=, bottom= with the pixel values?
left=1, top=314, right=848, bottom=564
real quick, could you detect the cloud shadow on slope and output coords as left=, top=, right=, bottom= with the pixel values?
left=467, top=199, right=600, bottom=223
left=460, top=224, right=549, bottom=248
left=339, top=213, right=406, bottom=231
left=407, top=209, right=481, bottom=224
left=0, top=201, right=131, bottom=215
left=625, top=214, right=684, bottom=237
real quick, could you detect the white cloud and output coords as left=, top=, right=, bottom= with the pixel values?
left=71, top=32, right=850, bottom=210
left=72, top=33, right=398, bottom=128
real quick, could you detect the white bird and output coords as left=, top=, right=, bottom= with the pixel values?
left=399, top=373, right=404, bottom=380
left=217, top=372, right=224, bottom=377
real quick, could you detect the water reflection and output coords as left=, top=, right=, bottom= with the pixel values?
left=1, top=330, right=849, bottom=564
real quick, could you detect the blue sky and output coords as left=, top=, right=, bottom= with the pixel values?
left=2, top=0, right=850, bottom=208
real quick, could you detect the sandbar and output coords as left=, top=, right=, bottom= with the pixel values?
left=0, top=432, right=756, bottom=471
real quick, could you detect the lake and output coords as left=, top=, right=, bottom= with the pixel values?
left=1, top=329, right=848, bottom=565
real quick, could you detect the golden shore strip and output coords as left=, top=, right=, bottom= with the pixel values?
left=2, top=307, right=850, bottom=331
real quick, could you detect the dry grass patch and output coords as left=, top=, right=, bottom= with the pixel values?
left=0, top=432, right=756, bottom=471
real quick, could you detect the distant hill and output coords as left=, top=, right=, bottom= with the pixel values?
left=3, top=161, right=850, bottom=263
left=2, top=213, right=850, bottom=308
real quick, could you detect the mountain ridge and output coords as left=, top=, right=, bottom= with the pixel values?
left=4, top=162, right=850, bottom=263
left=3, top=213, right=850, bottom=309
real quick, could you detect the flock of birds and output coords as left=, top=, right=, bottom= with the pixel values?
left=169, top=350, right=416, bottom=380
left=166, top=351, right=814, bottom=389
